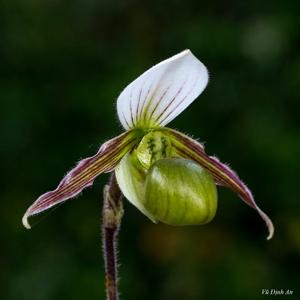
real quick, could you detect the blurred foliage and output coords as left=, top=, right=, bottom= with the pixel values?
left=1, top=0, right=299, bottom=299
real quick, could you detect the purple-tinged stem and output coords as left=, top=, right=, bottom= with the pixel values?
left=102, top=173, right=124, bottom=300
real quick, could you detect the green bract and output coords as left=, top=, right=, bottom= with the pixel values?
left=23, top=50, right=274, bottom=240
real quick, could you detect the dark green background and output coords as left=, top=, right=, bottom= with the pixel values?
left=1, top=0, right=299, bottom=299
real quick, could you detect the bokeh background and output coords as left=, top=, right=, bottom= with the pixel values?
left=1, top=0, right=299, bottom=299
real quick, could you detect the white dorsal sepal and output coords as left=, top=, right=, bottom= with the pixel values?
left=117, top=50, right=209, bottom=129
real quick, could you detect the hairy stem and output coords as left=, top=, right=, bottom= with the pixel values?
left=102, top=172, right=124, bottom=300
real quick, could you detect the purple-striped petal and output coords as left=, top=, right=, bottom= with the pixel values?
left=22, top=131, right=138, bottom=229
left=167, top=129, right=274, bottom=240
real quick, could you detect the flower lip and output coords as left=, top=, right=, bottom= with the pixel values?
left=117, top=49, right=209, bottom=130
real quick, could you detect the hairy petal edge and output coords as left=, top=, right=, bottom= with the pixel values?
left=22, top=131, right=138, bottom=229
left=167, top=129, right=274, bottom=240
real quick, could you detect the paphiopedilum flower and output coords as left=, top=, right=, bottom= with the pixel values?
left=22, top=50, right=274, bottom=239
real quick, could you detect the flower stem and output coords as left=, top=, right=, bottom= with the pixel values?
left=102, top=172, right=124, bottom=300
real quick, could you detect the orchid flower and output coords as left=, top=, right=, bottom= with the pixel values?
left=22, top=50, right=274, bottom=240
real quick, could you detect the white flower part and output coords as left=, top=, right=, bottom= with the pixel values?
left=117, top=49, right=209, bottom=129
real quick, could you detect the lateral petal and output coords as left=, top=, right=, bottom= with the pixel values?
left=117, top=50, right=209, bottom=130
left=167, top=129, right=274, bottom=240
left=22, top=131, right=137, bottom=229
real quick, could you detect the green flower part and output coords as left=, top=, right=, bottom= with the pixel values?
left=22, top=50, right=274, bottom=239
left=115, top=131, right=217, bottom=226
